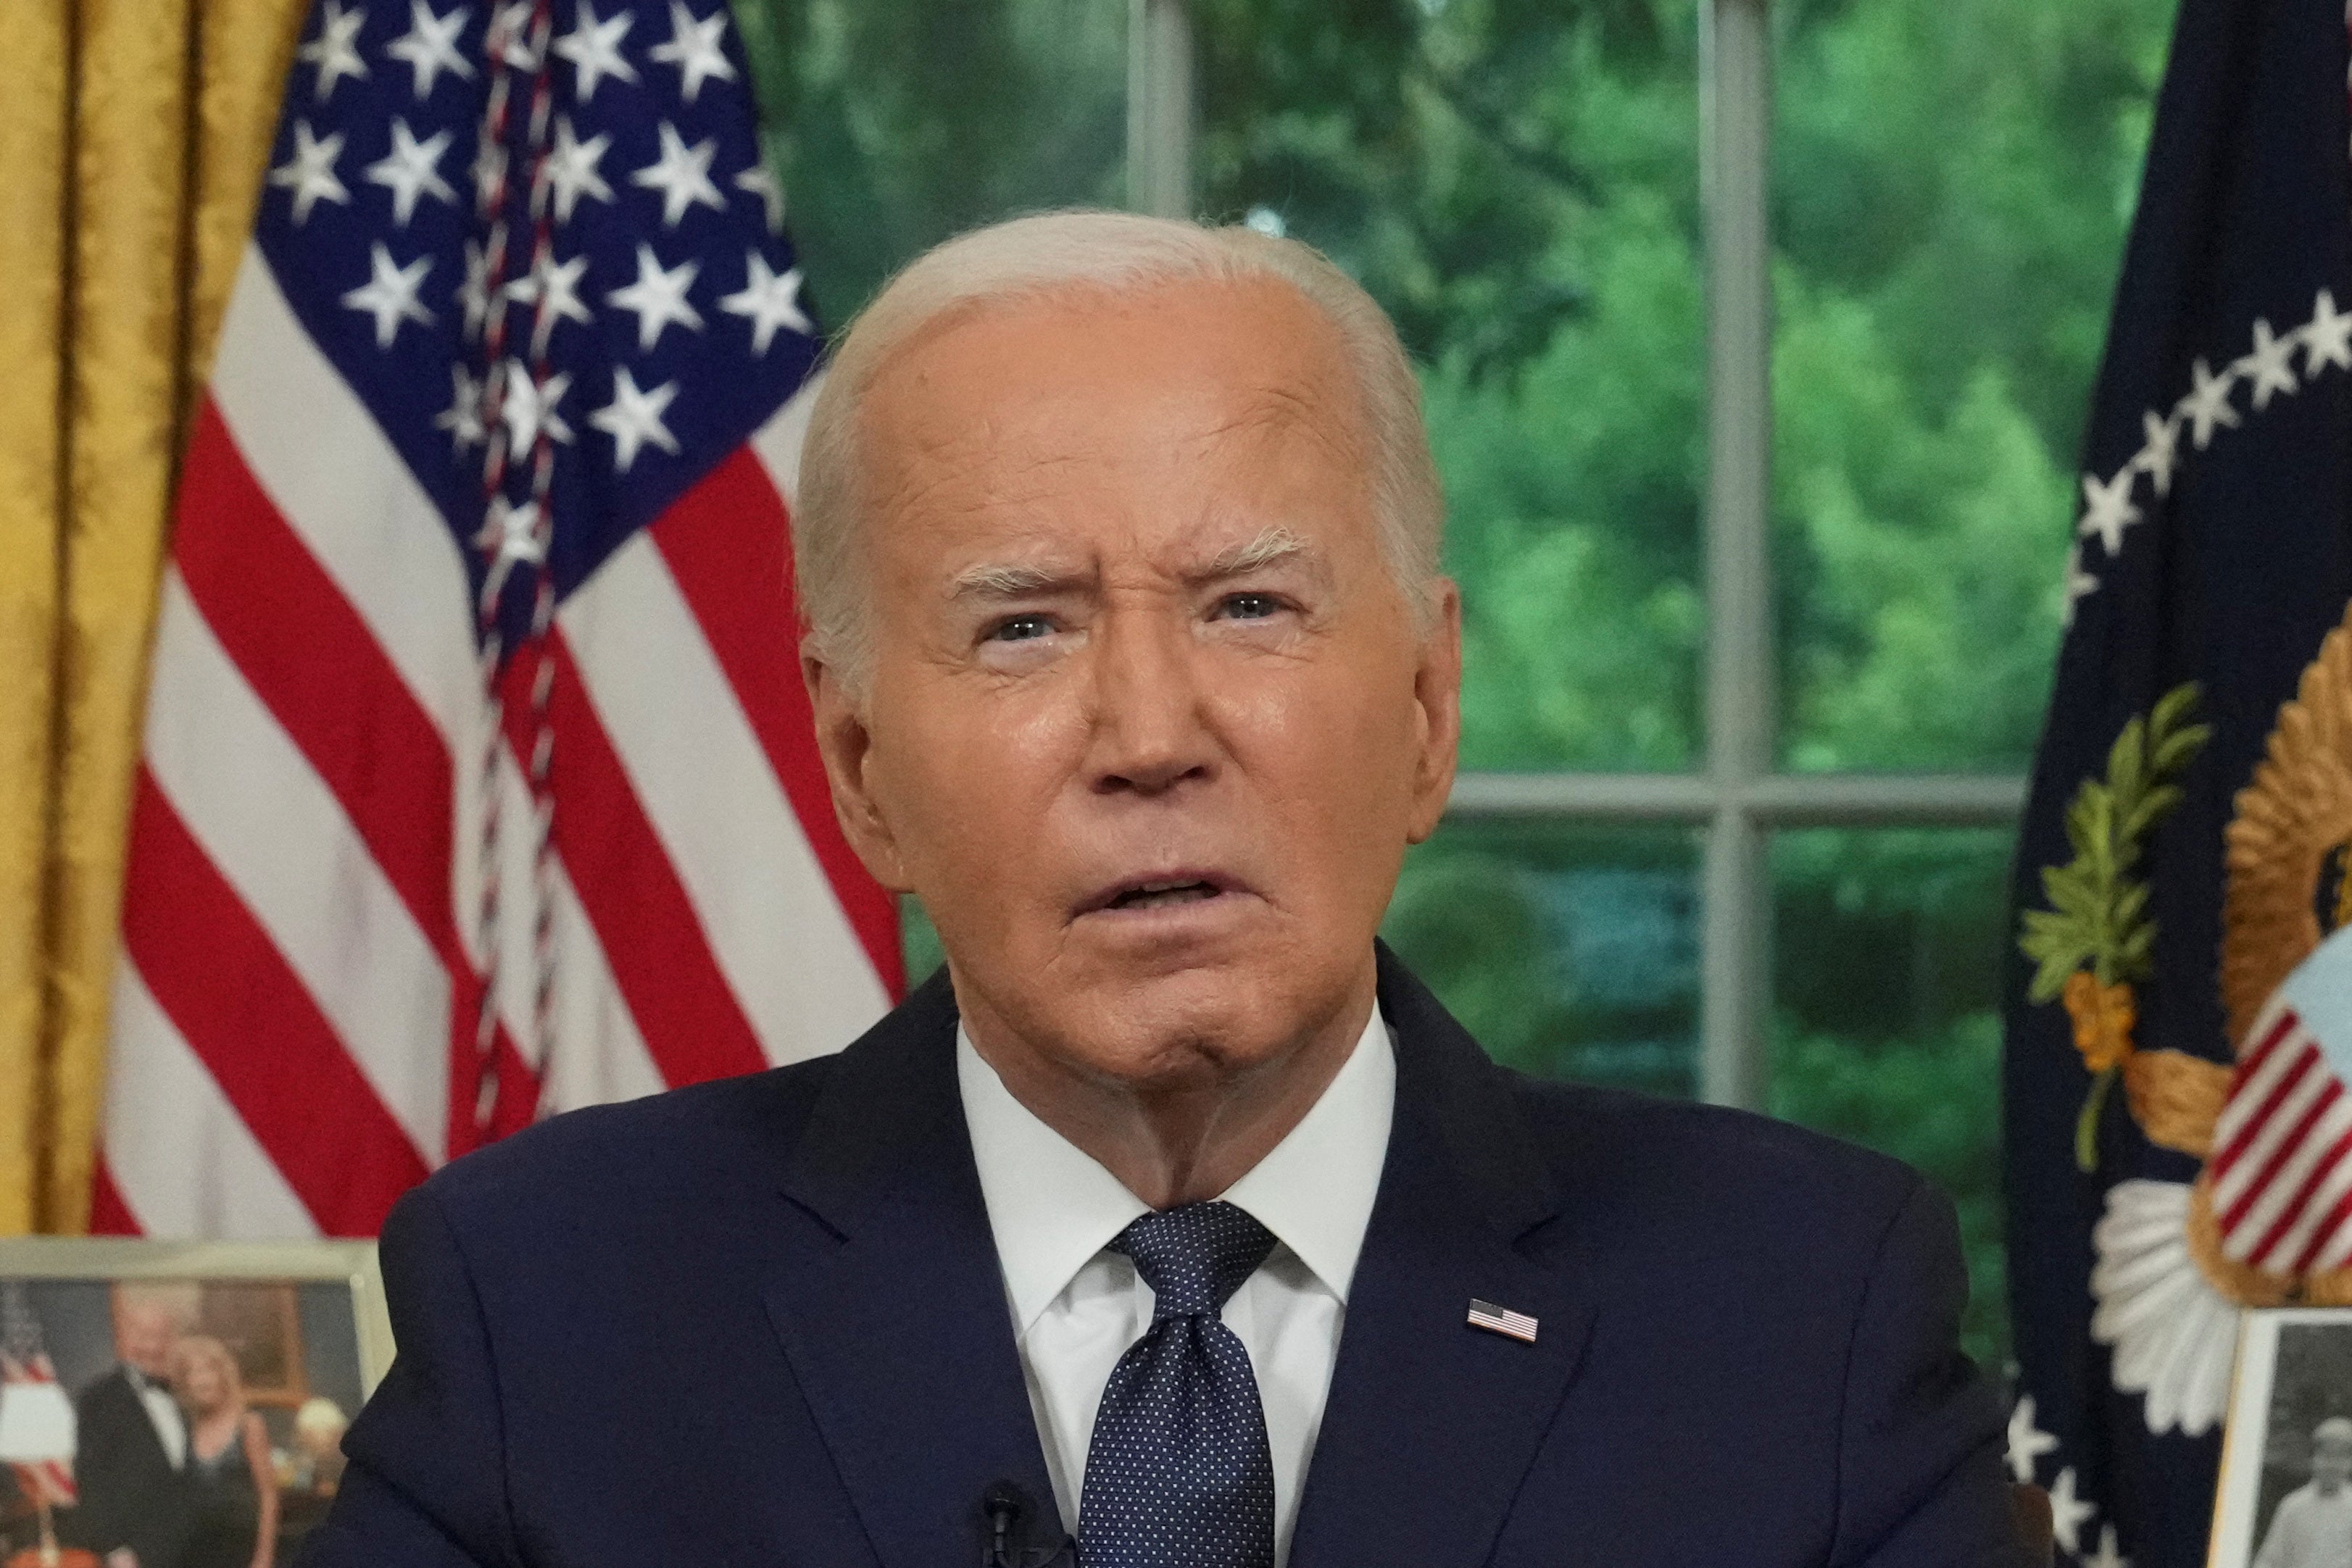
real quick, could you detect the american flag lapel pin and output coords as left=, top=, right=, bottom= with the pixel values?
left=1466, top=1298, right=1539, bottom=1343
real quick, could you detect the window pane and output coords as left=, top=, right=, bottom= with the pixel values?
left=736, top=0, right=1127, bottom=325
left=1384, top=822, right=1699, bottom=1098
left=1770, top=827, right=2015, bottom=1366
left=1771, top=0, right=2178, bottom=771
left=1194, top=3, right=1705, bottom=771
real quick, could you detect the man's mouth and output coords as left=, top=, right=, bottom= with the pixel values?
left=1079, top=872, right=1245, bottom=917
left=1106, top=880, right=1222, bottom=911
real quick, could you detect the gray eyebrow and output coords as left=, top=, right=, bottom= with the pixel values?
left=1196, top=525, right=1314, bottom=580
left=947, top=525, right=1319, bottom=601
left=949, top=561, right=1073, bottom=598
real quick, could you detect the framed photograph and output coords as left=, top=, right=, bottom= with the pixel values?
left=0, top=1238, right=389, bottom=1568
left=2209, top=1307, right=2352, bottom=1567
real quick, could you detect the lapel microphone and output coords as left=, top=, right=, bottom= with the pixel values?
left=980, top=1480, right=1077, bottom=1568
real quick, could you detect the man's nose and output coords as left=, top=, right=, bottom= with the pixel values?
left=1086, top=606, right=1216, bottom=796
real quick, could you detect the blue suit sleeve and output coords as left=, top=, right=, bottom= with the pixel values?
left=1832, top=1175, right=2031, bottom=1568
left=295, top=1183, right=518, bottom=1568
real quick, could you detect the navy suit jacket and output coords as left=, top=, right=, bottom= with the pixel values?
left=301, top=948, right=2024, bottom=1567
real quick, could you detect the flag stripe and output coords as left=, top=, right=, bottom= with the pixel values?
left=209, top=250, right=478, bottom=741
left=2211, top=1029, right=2319, bottom=1183
left=175, top=398, right=463, bottom=974
left=143, top=576, right=449, bottom=1166
left=531, top=637, right=773, bottom=1087
left=2305, top=1187, right=2352, bottom=1275
left=533, top=857, right=669, bottom=1115
left=120, top=770, right=429, bottom=1233
left=100, top=959, right=323, bottom=1240
left=2281, top=1125, right=2352, bottom=1272
left=2248, top=1100, right=2352, bottom=1269
left=649, top=447, right=905, bottom=996
left=562, top=530, right=891, bottom=1064
left=2220, top=1064, right=2341, bottom=1235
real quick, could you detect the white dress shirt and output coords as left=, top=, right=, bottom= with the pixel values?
left=957, top=1005, right=1395, bottom=1565
left=125, top=1366, right=188, bottom=1469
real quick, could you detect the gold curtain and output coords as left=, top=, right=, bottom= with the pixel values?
left=0, top=0, right=309, bottom=1233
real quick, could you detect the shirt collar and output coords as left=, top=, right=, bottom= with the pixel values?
left=958, top=1002, right=1395, bottom=1335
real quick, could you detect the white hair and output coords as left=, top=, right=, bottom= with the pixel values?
left=793, top=209, right=1445, bottom=693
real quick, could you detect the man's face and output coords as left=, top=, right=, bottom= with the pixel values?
left=815, top=276, right=1459, bottom=1091
left=115, top=1301, right=178, bottom=1380
left=2316, top=1437, right=2352, bottom=1493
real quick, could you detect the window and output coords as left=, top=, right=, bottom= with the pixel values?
left=739, top=0, right=2179, bottom=1366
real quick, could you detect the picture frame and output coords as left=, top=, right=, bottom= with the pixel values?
left=2209, top=1306, right=2352, bottom=1567
left=0, top=1238, right=390, bottom=1568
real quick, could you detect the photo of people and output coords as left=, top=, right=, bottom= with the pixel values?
left=0, top=1277, right=364, bottom=1568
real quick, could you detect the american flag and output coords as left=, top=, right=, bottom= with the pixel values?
left=0, top=1285, right=73, bottom=1508
left=1466, top=1298, right=1538, bottom=1344
left=95, top=0, right=901, bottom=1239
left=2210, top=942, right=2352, bottom=1277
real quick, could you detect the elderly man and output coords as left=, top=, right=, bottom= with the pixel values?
left=302, top=212, right=2021, bottom=1568
left=74, top=1285, right=198, bottom=1568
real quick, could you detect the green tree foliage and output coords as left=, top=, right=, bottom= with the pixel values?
left=734, top=0, right=1126, bottom=325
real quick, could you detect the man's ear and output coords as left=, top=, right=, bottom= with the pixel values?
left=802, top=641, right=912, bottom=892
left=1405, top=578, right=1462, bottom=846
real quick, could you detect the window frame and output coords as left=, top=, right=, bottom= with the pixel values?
left=1127, top=0, right=2030, bottom=1112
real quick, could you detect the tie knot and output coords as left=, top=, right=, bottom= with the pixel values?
left=1111, top=1201, right=1276, bottom=1320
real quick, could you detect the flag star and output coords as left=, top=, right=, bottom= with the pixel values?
left=606, top=243, right=703, bottom=351
left=720, top=251, right=810, bottom=355
left=386, top=0, right=473, bottom=98
left=553, top=0, right=638, bottom=102
left=504, top=250, right=593, bottom=355
left=2306, top=288, right=2352, bottom=375
left=631, top=122, right=726, bottom=228
left=499, top=360, right=574, bottom=453
left=436, top=364, right=485, bottom=451
left=544, top=116, right=615, bottom=224
left=648, top=0, right=737, bottom=103
left=459, top=238, right=492, bottom=339
left=2133, top=409, right=2179, bottom=496
left=2077, top=467, right=2141, bottom=556
left=365, top=118, right=458, bottom=226
left=491, top=0, right=541, bottom=69
left=269, top=121, right=351, bottom=225
left=342, top=243, right=436, bottom=349
left=2238, top=317, right=2300, bottom=409
left=2062, top=542, right=2099, bottom=627
left=2046, top=1467, right=2096, bottom=1557
left=299, top=0, right=370, bottom=101
left=2084, top=1524, right=2129, bottom=1568
left=475, top=496, right=544, bottom=574
left=734, top=162, right=785, bottom=232
left=590, top=367, right=682, bottom=472
left=2177, top=357, right=2240, bottom=450
left=2003, top=1396, right=2059, bottom=1483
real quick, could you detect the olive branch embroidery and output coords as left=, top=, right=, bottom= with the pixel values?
left=2019, top=683, right=2211, bottom=1172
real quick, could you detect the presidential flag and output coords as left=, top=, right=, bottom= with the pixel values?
left=96, top=0, right=902, bottom=1239
left=2003, top=0, right=2352, bottom=1561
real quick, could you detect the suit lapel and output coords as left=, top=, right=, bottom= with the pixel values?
left=1289, top=948, right=1597, bottom=1568
left=761, top=971, right=1062, bottom=1568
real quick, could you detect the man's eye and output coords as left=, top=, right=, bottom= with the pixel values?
left=988, top=614, right=1057, bottom=643
left=1217, top=593, right=1284, bottom=621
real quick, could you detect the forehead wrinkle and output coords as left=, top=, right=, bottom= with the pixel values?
left=1196, top=378, right=1361, bottom=459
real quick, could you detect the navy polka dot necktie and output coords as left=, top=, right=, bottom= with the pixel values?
left=1079, top=1201, right=1279, bottom=1568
